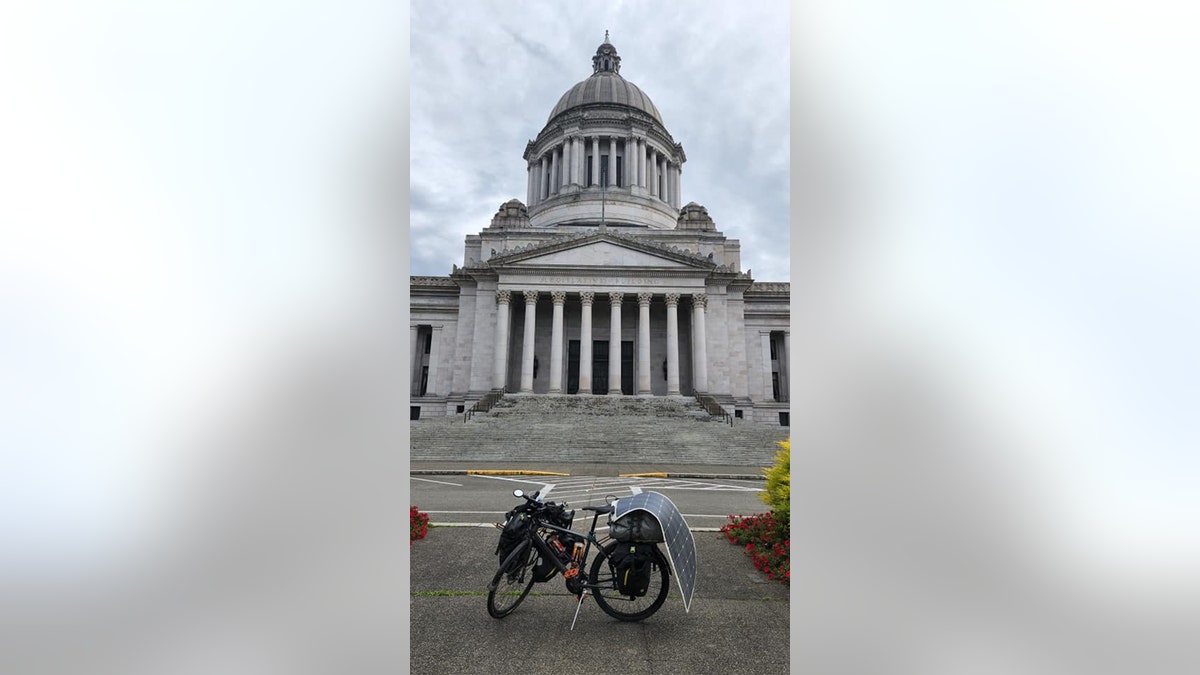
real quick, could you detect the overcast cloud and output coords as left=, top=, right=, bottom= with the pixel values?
left=409, top=0, right=790, bottom=281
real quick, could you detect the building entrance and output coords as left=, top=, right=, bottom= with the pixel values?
left=592, top=340, right=608, bottom=394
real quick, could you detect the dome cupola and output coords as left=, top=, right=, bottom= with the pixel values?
left=523, top=34, right=686, bottom=230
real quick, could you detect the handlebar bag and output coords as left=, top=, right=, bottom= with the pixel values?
left=609, top=511, right=665, bottom=543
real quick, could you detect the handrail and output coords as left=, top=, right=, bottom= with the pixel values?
left=464, top=389, right=504, bottom=422
left=695, top=393, right=734, bottom=427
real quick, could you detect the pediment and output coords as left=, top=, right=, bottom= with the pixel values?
left=489, top=233, right=715, bottom=271
left=513, top=240, right=694, bottom=269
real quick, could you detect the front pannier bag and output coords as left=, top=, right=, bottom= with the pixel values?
left=495, top=509, right=530, bottom=562
left=609, top=511, right=665, bottom=543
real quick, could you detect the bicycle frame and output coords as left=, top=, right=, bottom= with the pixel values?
left=527, top=509, right=609, bottom=593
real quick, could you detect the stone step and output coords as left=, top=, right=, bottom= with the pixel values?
left=410, top=394, right=788, bottom=466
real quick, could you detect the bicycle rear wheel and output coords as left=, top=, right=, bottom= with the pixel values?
left=588, top=541, right=670, bottom=622
left=487, top=540, right=536, bottom=618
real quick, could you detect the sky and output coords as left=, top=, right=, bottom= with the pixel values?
left=408, top=1, right=791, bottom=282
left=1, top=0, right=1199, bottom=668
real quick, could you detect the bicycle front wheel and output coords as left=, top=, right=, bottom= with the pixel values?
left=588, top=541, right=670, bottom=622
left=487, top=540, right=536, bottom=618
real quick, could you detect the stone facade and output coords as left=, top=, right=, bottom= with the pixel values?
left=410, top=37, right=790, bottom=425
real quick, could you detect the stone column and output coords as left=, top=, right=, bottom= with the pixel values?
left=628, top=135, right=638, bottom=189
left=608, top=137, right=617, bottom=187
left=637, top=292, right=652, bottom=394
left=782, top=330, right=791, bottom=402
left=520, top=290, right=538, bottom=393
left=579, top=292, right=594, bottom=394
left=760, top=331, right=774, bottom=400
left=691, top=294, right=708, bottom=393
left=608, top=292, right=623, bottom=394
left=493, top=291, right=512, bottom=390
left=665, top=293, right=681, bottom=395
left=576, top=135, right=585, bottom=184
left=648, top=147, right=658, bottom=198
left=591, top=137, right=600, bottom=186
left=665, top=162, right=672, bottom=207
left=561, top=141, right=571, bottom=189
left=539, top=155, right=548, bottom=201
left=638, top=138, right=647, bottom=188
left=427, top=325, right=442, bottom=396
left=550, top=147, right=559, bottom=196
left=549, top=291, right=566, bottom=393
left=410, top=325, right=419, bottom=396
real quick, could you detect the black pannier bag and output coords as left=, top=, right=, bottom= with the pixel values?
left=609, top=510, right=665, bottom=543
left=609, top=542, right=655, bottom=597
left=495, top=509, right=530, bottom=563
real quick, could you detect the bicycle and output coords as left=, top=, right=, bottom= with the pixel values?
left=487, top=489, right=671, bottom=624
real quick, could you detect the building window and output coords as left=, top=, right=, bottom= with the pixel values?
left=616, top=156, right=623, bottom=187
left=455, top=405, right=465, bottom=414
left=734, top=409, right=743, bottom=419
left=600, top=156, right=609, bottom=186
left=587, top=157, right=593, bottom=185
left=770, top=338, right=777, bottom=360
left=424, top=333, right=432, bottom=354
left=778, top=412, right=789, bottom=426
left=410, top=406, right=420, bottom=420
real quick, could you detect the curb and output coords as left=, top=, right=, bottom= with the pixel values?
left=620, top=472, right=765, bottom=481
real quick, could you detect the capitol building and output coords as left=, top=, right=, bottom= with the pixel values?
left=410, top=37, right=790, bottom=425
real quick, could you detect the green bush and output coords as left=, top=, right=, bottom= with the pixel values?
left=760, top=438, right=790, bottom=527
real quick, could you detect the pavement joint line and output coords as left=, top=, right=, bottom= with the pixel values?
left=413, top=469, right=764, bottom=480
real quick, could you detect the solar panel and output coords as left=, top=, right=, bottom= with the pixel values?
left=612, top=491, right=697, bottom=612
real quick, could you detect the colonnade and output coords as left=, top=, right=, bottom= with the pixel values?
left=492, top=289, right=706, bottom=395
left=526, top=134, right=681, bottom=209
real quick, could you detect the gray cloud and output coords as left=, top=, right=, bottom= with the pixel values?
left=409, top=1, right=790, bottom=282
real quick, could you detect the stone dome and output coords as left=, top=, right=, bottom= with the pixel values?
left=546, top=37, right=663, bottom=125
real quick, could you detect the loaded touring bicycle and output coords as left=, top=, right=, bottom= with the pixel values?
left=488, top=489, right=697, bottom=625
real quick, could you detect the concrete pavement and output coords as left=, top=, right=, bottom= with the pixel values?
left=410, top=524, right=790, bottom=674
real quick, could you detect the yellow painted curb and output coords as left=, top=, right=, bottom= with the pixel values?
left=465, top=470, right=571, bottom=476
left=618, top=472, right=669, bottom=478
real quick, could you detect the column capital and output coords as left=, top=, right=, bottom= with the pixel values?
left=496, top=289, right=512, bottom=305
left=580, top=291, right=595, bottom=306
left=523, top=289, right=539, bottom=305
left=637, top=292, right=653, bottom=306
left=665, top=292, right=680, bottom=307
left=550, top=290, right=567, bottom=304
left=691, top=293, right=707, bottom=309
left=609, top=292, right=624, bottom=306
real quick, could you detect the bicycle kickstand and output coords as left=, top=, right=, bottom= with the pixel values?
left=570, top=589, right=589, bottom=631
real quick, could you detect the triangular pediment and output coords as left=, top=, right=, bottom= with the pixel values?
left=488, top=232, right=715, bottom=271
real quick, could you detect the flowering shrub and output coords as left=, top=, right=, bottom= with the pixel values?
left=721, top=512, right=789, bottom=584
left=410, top=506, right=429, bottom=545
left=722, top=438, right=791, bottom=584
left=760, top=439, right=789, bottom=528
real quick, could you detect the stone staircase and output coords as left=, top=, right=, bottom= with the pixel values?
left=410, top=394, right=789, bottom=466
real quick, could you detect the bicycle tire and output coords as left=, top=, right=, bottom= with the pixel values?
left=487, top=539, right=536, bottom=618
left=588, top=540, right=670, bottom=622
